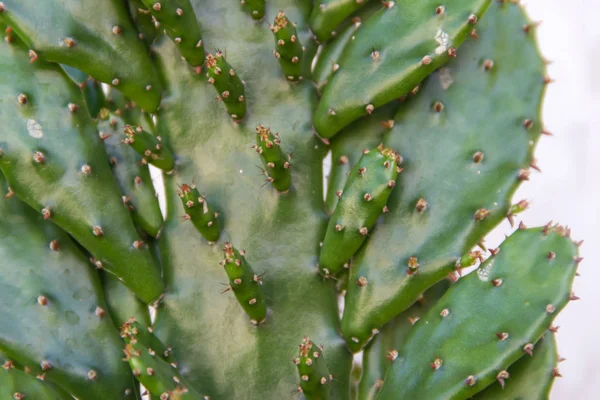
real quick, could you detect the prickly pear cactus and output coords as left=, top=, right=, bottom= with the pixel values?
left=0, top=0, right=584, bottom=399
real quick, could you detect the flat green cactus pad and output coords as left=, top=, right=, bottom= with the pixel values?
left=0, top=0, right=163, bottom=111
left=341, top=0, right=549, bottom=351
left=0, top=176, right=138, bottom=399
left=0, top=33, right=164, bottom=303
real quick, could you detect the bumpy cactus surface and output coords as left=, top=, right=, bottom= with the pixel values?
left=0, top=1, right=583, bottom=399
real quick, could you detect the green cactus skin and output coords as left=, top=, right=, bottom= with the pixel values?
left=376, top=226, right=578, bottom=399
left=125, top=341, right=205, bottom=399
left=313, top=0, right=491, bottom=139
left=205, top=51, right=246, bottom=120
left=254, top=124, right=292, bottom=192
left=0, top=33, right=165, bottom=303
left=103, top=272, right=152, bottom=329
left=270, top=11, right=304, bottom=82
left=241, top=0, right=266, bottom=20
left=296, top=337, right=332, bottom=400
left=178, top=183, right=221, bottom=242
left=358, top=280, right=450, bottom=399
left=123, top=124, right=175, bottom=171
left=0, top=176, right=139, bottom=399
left=0, top=365, right=74, bottom=400
left=324, top=104, right=399, bottom=214
left=0, top=0, right=163, bottom=112
left=312, top=2, right=378, bottom=92
left=139, top=0, right=205, bottom=67
left=102, top=272, right=161, bottom=400
left=341, top=0, right=549, bottom=352
left=319, top=145, right=400, bottom=277
left=309, top=0, right=373, bottom=43
left=97, top=111, right=164, bottom=237
left=150, top=1, right=352, bottom=398
left=127, top=0, right=158, bottom=46
left=474, top=331, right=559, bottom=400
left=61, top=65, right=106, bottom=119
left=221, top=242, right=268, bottom=324
left=104, top=87, right=156, bottom=134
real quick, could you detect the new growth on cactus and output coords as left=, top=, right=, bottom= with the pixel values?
left=220, top=242, right=267, bottom=324
left=271, top=11, right=304, bottom=81
left=178, top=183, right=221, bottom=242
left=205, top=51, right=246, bottom=120
left=254, top=124, right=292, bottom=192
left=0, top=0, right=585, bottom=399
left=319, top=144, right=400, bottom=276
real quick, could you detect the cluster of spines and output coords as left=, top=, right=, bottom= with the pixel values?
left=123, top=125, right=175, bottom=171
left=270, top=11, right=304, bottom=81
left=178, top=184, right=221, bottom=243
left=205, top=52, right=246, bottom=120
left=120, top=318, right=176, bottom=366
left=319, top=145, right=401, bottom=276
left=240, top=0, right=265, bottom=20
left=140, top=0, right=205, bottom=67
left=220, top=242, right=267, bottom=324
left=295, top=337, right=331, bottom=399
left=253, top=124, right=292, bottom=192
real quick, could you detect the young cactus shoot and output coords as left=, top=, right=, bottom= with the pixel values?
left=253, top=124, right=292, bottom=192
left=295, top=337, right=331, bottom=400
left=123, top=125, right=175, bottom=171
left=205, top=51, right=246, bottom=120
left=178, top=184, right=221, bottom=242
left=319, top=145, right=401, bottom=276
left=270, top=11, right=303, bottom=81
left=220, top=242, right=267, bottom=324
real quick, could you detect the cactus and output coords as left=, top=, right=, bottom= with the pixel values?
left=205, top=51, right=247, bottom=121
left=254, top=124, right=292, bottom=192
left=0, top=362, right=74, bottom=400
left=376, top=226, right=577, bottom=399
left=313, top=0, right=492, bottom=138
left=0, top=0, right=163, bottom=111
left=0, top=175, right=138, bottom=399
left=241, top=0, right=266, bottom=20
left=220, top=242, right=267, bottom=324
left=0, top=0, right=585, bottom=399
left=139, top=0, right=205, bottom=67
left=296, top=337, right=332, bottom=399
left=0, top=30, right=164, bottom=303
left=474, top=331, right=560, bottom=399
left=270, top=11, right=304, bottom=82
left=178, top=183, right=221, bottom=242
left=123, top=124, right=175, bottom=171
left=97, top=110, right=164, bottom=237
left=309, top=0, right=373, bottom=43
left=319, top=144, right=400, bottom=277
left=340, top=0, right=551, bottom=351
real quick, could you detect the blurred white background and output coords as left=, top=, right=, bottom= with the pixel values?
left=483, top=0, right=599, bottom=398
left=151, top=0, right=599, bottom=397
